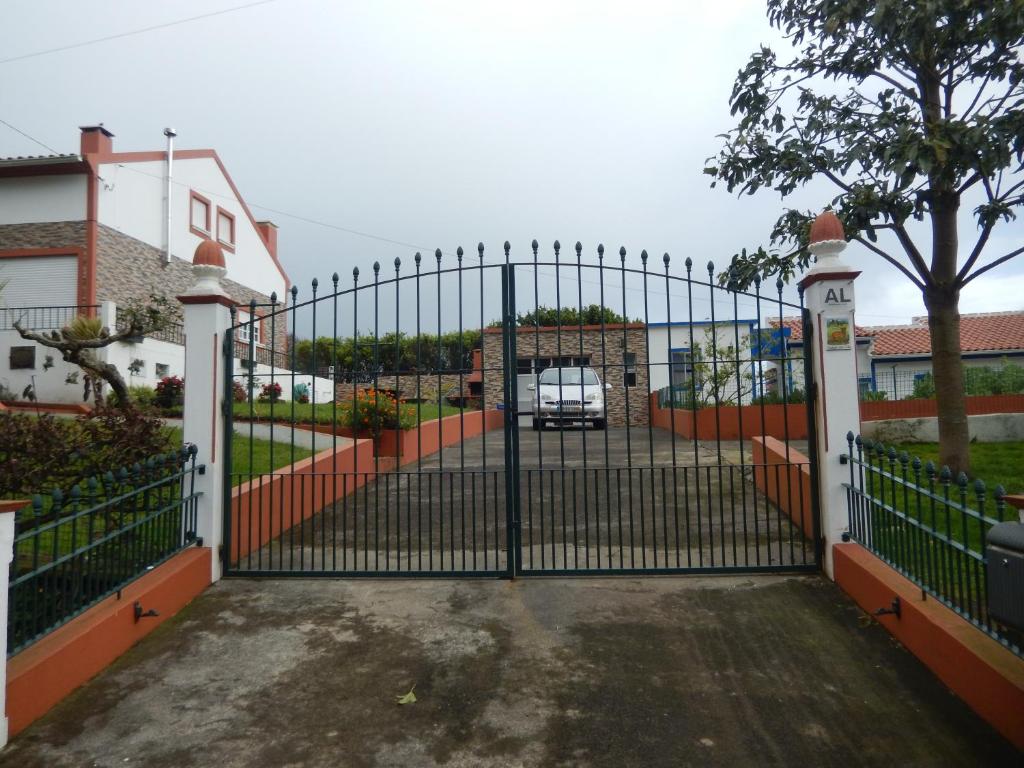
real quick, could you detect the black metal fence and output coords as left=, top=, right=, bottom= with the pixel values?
left=224, top=242, right=819, bottom=578
left=0, top=305, right=100, bottom=331
left=842, top=433, right=1021, bottom=656
left=8, top=446, right=203, bottom=656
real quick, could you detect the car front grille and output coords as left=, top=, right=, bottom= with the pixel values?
left=556, top=400, right=582, bottom=407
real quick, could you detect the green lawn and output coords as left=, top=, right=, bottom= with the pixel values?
left=230, top=400, right=465, bottom=426
left=165, top=427, right=313, bottom=483
left=895, top=441, right=1023, bottom=495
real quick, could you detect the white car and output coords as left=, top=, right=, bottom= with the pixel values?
left=529, top=366, right=610, bottom=430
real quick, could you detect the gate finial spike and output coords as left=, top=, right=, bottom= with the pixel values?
left=353, top=266, right=360, bottom=280
left=597, top=243, right=604, bottom=259
left=249, top=297, right=257, bottom=311
left=478, top=242, right=485, bottom=257
left=290, top=285, right=298, bottom=299
left=332, top=272, right=339, bottom=285
left=684, top=256, right=692, bottom=272
left=373, top=261, right=380, bottom=277
left=456, top=246, right=464, bottom=261
left=531, top=239, right=538, bottom=254
left=414, top=252, right=422, bottom=266
left=504, top=241, right=511, bottom=257
left=270, top=291, right=278, bottom=304
left=706, top=260, right=714, bottom=276
left=619, top=246, right=626, bottom=261
left=553, top=240, right=561, bottom=256
left=311, top=277, right=318, bottom=291
left=775, top=277, right=784, bottom=293
left=394, top=257, right=401, bottom=271
left=663, top=252, right=670, bottom=266
left=575, top=241, right=582, bottom=256
left=435, top=248, right=442, bottom=263
left=641, top=249, right=648, bottom=264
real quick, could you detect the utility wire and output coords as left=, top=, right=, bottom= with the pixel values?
left=0, top=118, right=61, bottom=155
left=0, top=0, right=287, bottom=66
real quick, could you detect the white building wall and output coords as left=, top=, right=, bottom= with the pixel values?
left=96, top=157, right=286, bottom=300
left=0, top=175, right=86, bottom=225
left=647, top=321, right=757, bottom=405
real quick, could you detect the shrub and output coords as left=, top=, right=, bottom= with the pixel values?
left=154, top=375, right=185, bottom=408
left=232, top=379, right=247, bottom=403
left=340, top=388, right=415, bottom=434
left=861, top=390, right=888, bottom=402
left=259, top=382, right=282, bottom=403
left=293, top=383, right=310, bottom=404
left=749, top=388, right=806, bottom=406
left=0, top=404, right=172, bottom=498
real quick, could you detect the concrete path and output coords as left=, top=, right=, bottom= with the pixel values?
left=2, top=576, right=1016, bottom=767
left=164, top=417, right=350, bottom=452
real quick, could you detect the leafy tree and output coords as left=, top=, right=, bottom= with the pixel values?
left=705, top=1, right=1024, bottom=473
left=666, top=326, right=756, bottom=409
left=485, top=304, right=634, bottom=328
left=13, top=295, right=172, bottom=406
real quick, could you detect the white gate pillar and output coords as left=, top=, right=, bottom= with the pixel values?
left=0, top=505, right=17, bottom=748
left=178, top=241, right=233, bottom=583
left=799, top=211, right=862, bottom=578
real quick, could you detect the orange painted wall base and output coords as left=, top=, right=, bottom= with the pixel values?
left=6, top=547, right=212, bottom=739
left=834, top=542, right=1024, bottom=750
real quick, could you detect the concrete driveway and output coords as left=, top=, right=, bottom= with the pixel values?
left=2, top=575, right=1016, bottom=767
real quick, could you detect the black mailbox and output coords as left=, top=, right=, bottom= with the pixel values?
left=987, top=522, right=1024, bottom=631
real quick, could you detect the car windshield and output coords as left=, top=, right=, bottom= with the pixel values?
left=538, top=367, right=599, bottom=386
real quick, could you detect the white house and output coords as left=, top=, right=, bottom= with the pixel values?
left=647, top=319, right=760, bottom=406
left=772, top=310, right=1024, bottom=400
left=0, top=125, right=314, bottom=403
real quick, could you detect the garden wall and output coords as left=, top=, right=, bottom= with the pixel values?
left=751, top=436, right=814, bottom=535
left=649, top=394, right=808, bottom=441
left=649, top=393, right=1024, bottom=442
left=332, top=409, right=504, bottom=466
left=229, top=438, right=375, bottom=563
left=6, top=546, right=212, bottom=740
left=834, top=542, right=1024, bottom=750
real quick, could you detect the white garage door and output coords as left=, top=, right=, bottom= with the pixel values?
left=1, top=256, right=77, bottom=307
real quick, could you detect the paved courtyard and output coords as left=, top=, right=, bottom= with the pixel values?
left=2, top=575, right=1016, bottom=767
left=237, top=429, right=816, bottom=574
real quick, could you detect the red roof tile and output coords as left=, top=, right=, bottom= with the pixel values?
left=868, top=311, right=1024, bottom=356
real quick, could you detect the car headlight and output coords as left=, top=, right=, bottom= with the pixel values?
left=585, top=393, right=602, bottom=402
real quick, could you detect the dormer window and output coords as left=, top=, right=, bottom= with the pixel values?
left=190, top=191, right=211, bottom=237
left=217, top=207, right=236, bottom=251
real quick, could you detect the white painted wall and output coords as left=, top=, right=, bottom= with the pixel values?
left=647, top=321, right=757, bottom=404
left=96, top=156, right=286, bottom=300
left=0, top=174, right=86, bottom=225
left=0, top=301, right=330, bottom=406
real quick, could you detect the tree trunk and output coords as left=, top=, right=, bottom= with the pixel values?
left=923, top=286, right=969, bottom=475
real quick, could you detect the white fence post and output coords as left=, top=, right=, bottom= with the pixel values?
left=799, top=211, right=862, bottom=578
left=0, top=506, right=16, bottom=748
left=178, top=242, right=232, bottom=583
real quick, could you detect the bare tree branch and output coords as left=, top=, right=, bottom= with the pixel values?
left=850, top=235, right=926, bottom=290
left=962, top=245, right=1024, bottom=286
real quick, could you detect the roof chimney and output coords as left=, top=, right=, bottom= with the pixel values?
left=256, top=220, right=278, bottom=259
left=79, top=125, right=114, bottom=156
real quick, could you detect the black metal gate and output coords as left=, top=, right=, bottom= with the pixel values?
left=222, top=243, right=820, bottom=577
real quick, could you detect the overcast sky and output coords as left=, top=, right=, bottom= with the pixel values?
left=1, top=0, right=1021, bottom=335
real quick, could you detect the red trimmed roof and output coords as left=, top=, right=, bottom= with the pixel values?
left=771, top=311, right=1024, bottom=355
left=869, top=311, right=1024, bottom=356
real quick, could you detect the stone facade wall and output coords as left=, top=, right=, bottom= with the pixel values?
left=0, top=222, right=287, bottom=355
left=481, top=325, right=649, bottom=427
left=95, top=225, right=288, bottom=353
left=0, top=221, right=87, bottom=250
